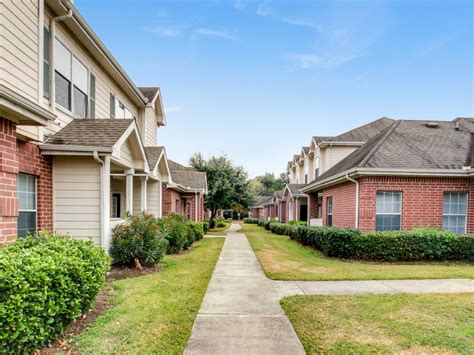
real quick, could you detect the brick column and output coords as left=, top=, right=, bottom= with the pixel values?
left=468, top=178, right=474, bottom=234
left=0, top=118, right=18, bottom=244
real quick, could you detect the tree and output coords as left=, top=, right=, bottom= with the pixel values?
left=249, top=172, right=288, bottom=196
left=190, top=153, right=253, bottom=226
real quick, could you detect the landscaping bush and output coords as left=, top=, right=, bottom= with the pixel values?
left=111, top=212, right=168, bottom=267
left=217, top=221, right=226, bottom=228
left=203, top=221, right=209, bottom=234
left=264, top=223, right=474, bottom=262
left=288, top=220, right=307, bottom=226
left=159, top=213, right=189, bottom=253
left=0, top=232, right=110, bottom=352
left=243, top=218, right=259, bottom=224
left=187, top=221, right=204, bottom=243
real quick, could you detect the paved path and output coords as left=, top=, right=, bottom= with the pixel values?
left=185, top=224, right=474, bottom=354
left=185, top=224, right=305, bottom=355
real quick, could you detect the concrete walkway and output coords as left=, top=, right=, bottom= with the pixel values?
left=185, top=224, right=305, bottom=355
left=185, top=224, right=474, bottom=354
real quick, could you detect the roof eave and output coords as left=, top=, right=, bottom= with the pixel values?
left=40, top=144, right=113, bottom=154
left=318, top=141, right=366, bottom=148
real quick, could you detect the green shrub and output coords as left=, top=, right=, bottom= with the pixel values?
left=187, top=221, right=204, bottom=243
left=203, top=221, right=209, bottom=234
left=110, top=212, right=168, bottom=267
left=159, top=213, right=188, bottom=253
left=288, top=220, right=307, bottom=226
left=265, top=223, right=473, bottom=262
left=243, top=218, right=259, bottom=224
left=217, top=221, right=226, bottom=228
left=0, top=232, right=110, bottom=352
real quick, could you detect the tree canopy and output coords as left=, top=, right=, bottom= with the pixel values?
left=249, top=172, right=288, bottom=196
left=189, top=153, right=253, bottom=219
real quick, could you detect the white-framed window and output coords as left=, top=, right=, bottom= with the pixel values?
left=110, top=93, right=134, bottom=119
left=112, top=192, right=122, bottom=218
left=17, top=174, right=37, bottom=238
left=326, top=196, right=333, bottom=226
left=376, top=191, right=402, bottom=231
left=442, top=192, right=467, bottom=234
left=315, top=157, right=320, bottom=178
left=54, top=39, right=89, bottom=117
left=43, top=27, right=51, bottom=98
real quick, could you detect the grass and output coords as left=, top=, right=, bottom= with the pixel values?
left=281, top=293, right=474, bottom=354
left=77, top=238, right=224, bottom=354
left=206, top=222, right=230, bottom=235
left=242, top=224, right=474, bottom=280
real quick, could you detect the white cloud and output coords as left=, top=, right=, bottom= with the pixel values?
left=256, top=1, right=271, bottom=16
left=286, top=53, right=358, bottom=70
left=147, top=26, right=183, bottom=37
left=281, top=17, right=321, bottom=31
left=192, top=28, right=239, bottom=41
left=166, top=105, right=183, bottom=113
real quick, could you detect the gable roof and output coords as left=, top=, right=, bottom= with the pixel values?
left=167, top=159, right=207, bottom=191
left=302, top=146, right=310, bottom=155
left=43, top=119, right=133, bottom=149
left=138, top=87, right=160, bottom=102
left=304, top=119, right=474, bottom=191
left=144, top=146, right=164, bottom=170
left=168, top=159, right=193, bottom=171
left=312, top=136, right=334, bottom=144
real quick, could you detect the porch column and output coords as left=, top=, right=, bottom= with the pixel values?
left=306, top=194, right=310, bottom=223
left=296, top=197, right=300, bottom=221
left=195, top=192, right=199, bottom=222
left=125, top=168, right=134, bottom=214
left=140, top=176, right=148, bottom=211
left=159, top=180, right=163, bottom=218
left=102, top=156, right=111, bottom=251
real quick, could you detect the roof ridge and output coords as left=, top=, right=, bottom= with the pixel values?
left=332, top=117, right=394, bottom=141
left=358, top=120, right=401, bottom=168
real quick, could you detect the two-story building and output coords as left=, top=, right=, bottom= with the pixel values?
left=0, top=0, right=206, bottom=249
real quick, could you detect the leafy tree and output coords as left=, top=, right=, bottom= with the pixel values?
left=190, top=153, right=253, bottom=226
left=250, top=172, right=288, bottom=196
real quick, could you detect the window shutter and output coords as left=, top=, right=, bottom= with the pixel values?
left=43, top=27, right=50, bottom=98
left=110, top=93, right=115, bottom=117
left=90, top=74, right=96, bottom=118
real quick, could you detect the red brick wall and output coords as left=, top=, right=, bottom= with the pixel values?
left=358, top=176, right=473, bottom=233
left=0, top=118, right=53, bottom=245
left=322, top=181, right=356, bottom=228
left=162, top=183, right=182, bottom=216
left=308, top=193, right=318, bottom=219
left=0, top=119, right=19, bottom=244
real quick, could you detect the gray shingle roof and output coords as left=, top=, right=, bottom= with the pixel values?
left=168, top=159, right=194, bottom=171
left=138, top=87, right=159, bottom=102
left=287, top=183, right=307, bottom=195
left=44, top=119, right=133, bottom=147
left=302, top=146, right=310, bottom=155
left=144, top=146, right=164, bottom=170
left=325, top=117, right=394, bottom=143
left=250, top=195, right=273, bottom=208
left=168, top=159, right=206, bottom=190
left=312, top=136, right=334, bottom=144
left=315, top=119, right=474, bottom=183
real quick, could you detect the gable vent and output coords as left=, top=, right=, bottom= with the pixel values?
left=425, top=122, right=439, bottom=128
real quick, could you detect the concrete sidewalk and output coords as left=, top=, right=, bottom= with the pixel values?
left=186, top=224, right=473, bottom=354
left=185, top=224, right=305, bottom=355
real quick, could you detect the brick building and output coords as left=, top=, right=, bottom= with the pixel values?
left=303, top=119, right=474, bottom=234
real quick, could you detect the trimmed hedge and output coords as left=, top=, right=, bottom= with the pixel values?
left=266, top=223, right=474, bottom=262
left=243, top=218, right=259, bottom=224
left=0, top=232, right=110, bottom=352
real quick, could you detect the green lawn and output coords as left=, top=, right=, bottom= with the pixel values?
left=242, top=224, right=474, bottom=280
left=77, top=238, right=224, bottom=354
left=281, top=293, right=474, bottom=354
left=206, top=222, right=230, bottom=235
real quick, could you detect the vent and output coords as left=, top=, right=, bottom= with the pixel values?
left=425, top=122, right=439, bottom=128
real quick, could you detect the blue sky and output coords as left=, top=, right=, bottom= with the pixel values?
left=75, top=0, right=473, bottom=177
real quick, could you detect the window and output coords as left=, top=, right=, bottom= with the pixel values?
left=110, top=93, right=115, bottom=117
left=305, top=174, right=308, bottom=184
left=175, top=199, right=180, bottom=213
left=443, top=192, right=467, bottom=234
left=112, top=193, right=121, bottom=218
left=43, top=27, right=51, bottom=98
left=315, top=157, right=320, bottom=178
left=186, top=203, right=191, bottom=220
left=326, top=196, right=333, bottom=226
left=17, top=174, right=37, bottom=238
left=376, top=191, right=402, bottom=231
left=54, top=39, right=89, bottom=117
left=110, top=94, right=134, bottom=119
left=89, top=74, right=96, bottom=118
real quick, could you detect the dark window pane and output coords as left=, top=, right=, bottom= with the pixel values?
left=43, top=27, right=50, bottom=98
left=110, top=93, right=115, bottom=117
left=55, top=71, right=71, bottom=110
left=73, top=86, right=87, bottom=117
left=90, top=74, right=96, bottom=118
left=18, top=211, right=36, bottom=238
left=376, top=215, right=401, bottom=231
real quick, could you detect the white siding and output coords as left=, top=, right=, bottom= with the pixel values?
left=143, top=106, right=157, bottom=146
left=147, top=179, right=160, bottom=216
left=0, top=0, right=39, bottom=102
left=133, top=176, right=141, bottom=215
left=119, top=139, right=134, bottom=168
left=53, top=156, right=101, bottom=245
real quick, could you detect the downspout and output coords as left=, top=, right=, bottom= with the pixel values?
left=345, top=174, right=359, bottom=229
left=50, top=9, right=73, bottom=113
